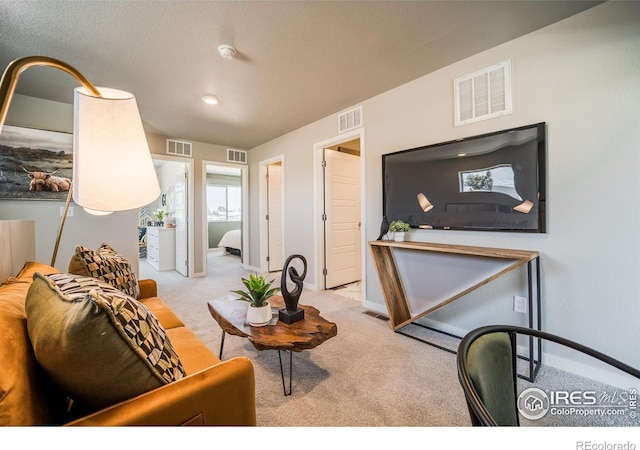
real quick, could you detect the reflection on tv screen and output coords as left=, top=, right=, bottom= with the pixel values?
left=382, top=123, right=546, bottom=232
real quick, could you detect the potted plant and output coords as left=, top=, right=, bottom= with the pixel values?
left=231, top=273, right=280, bottom=326
left=154, top=209, right=166, bottom=226
left=389, top=220, right=410, bottom=241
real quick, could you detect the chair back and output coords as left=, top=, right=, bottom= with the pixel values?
left=457, top=325, right=640, bottom=426
left=459, top=330, right=519, bottom=425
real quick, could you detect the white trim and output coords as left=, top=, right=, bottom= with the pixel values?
left=312, top=128, right=366, bottom=302
left=258, top=155, right=285, bottom=274
left=202, top=160, right=249, bottom=273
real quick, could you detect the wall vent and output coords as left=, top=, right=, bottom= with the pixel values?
left=454, top=60, right=512, bottom=127
left=166, top=139, right=192, bottom=157
left=227, top=148, right=247, bottom=164
left=338, top=106, right=363, bottom=133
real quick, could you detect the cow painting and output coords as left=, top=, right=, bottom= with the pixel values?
left=22, top=167, right=71, bottom=192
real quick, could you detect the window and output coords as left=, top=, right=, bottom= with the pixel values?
left=207, top=185, right=241, bottom=221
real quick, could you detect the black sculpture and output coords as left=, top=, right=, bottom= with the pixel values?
left=377, top=216, right=389, bottom=240
left=279, top=254, right=307, bottom=324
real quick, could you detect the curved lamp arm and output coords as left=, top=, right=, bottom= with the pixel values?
left=0, top=56, right=101, bottom=266
left=0, top=56, right=101, bottom=132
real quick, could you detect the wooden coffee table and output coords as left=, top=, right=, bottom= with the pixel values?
left=207, top=295, right=337, bottom=395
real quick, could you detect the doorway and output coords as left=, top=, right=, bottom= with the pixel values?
left=314, top=130, right=365, bottom=298
left=140, top=156, right=192, bottom=277
left=266, top=162, right=284, bottom=272
left=259, top=155, right=285, bottom=273
left=204, top=163, right=245, bottom=272
left=323, top=143, right=361, bottom=289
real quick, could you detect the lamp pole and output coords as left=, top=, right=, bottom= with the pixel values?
left=0, top=56, right=101, bottom=266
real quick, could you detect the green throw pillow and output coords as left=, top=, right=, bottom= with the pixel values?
left=68, top=243, right=140, bottom=299
left=25, top=272, right=185, bottom=411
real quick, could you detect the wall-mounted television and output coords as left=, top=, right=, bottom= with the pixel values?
left=382, top=122, right=546, bottom=233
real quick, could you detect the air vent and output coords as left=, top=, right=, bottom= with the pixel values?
left=166, top=139, right=192, bottom=157
left=454, top=60, right=512, bottom=127
left=338, top=106, right=363, bottom=133
left=227, top=148, right=247, bottom=164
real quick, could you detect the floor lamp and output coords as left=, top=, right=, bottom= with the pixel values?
left=0, top=56, right=160, bottom=267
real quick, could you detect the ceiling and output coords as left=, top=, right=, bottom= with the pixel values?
left=0, top=1, right=602, bottom=150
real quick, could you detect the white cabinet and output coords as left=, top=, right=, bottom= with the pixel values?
left=146, top=227, right=175, bottom=271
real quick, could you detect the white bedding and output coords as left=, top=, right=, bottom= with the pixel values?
left=218, top=229, right=241, bottom=251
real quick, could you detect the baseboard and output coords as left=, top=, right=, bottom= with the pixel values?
left=361, top=306, right=633, bottom=389
left=362, top=300, right=387, bottom=316
left=536, top=349, right=639, bottom=390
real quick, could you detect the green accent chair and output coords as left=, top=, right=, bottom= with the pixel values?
left=457, top=325, right=640, bottom=426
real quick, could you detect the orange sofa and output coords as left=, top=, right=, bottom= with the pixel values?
left=0, top=262, right=256, bottom=426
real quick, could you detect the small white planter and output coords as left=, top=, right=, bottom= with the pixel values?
left=247, top=303, right=272, bottom=326
left=393, top=231, right=406, bottom=242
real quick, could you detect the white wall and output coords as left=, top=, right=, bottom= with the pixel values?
left=248, top=2, right=640, bottom=370
left=146, top=133, right=231, bottom=276
left=0, top=95, right=139, bottom=274
left=0, top=95, right=243, bottom=278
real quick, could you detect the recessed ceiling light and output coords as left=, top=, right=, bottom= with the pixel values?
left=202, top=95, right=219, bottom=105
left=457, top=153, right=467, bottom=157
left=217, top=44, right=237, bottom=60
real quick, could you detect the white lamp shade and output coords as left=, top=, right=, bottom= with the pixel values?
left=73, top=87, right=160, bottom=212
left=417, top=192, right=434, bottom=212
left=0, top=220, right=35, bottom=283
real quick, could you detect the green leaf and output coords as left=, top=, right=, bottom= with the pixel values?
left=231, top=273, right=280, bottom=307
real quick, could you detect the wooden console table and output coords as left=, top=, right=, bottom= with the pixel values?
left=369, top=240, right=541, bottom=381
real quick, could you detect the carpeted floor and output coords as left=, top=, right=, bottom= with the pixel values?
left=140, top=250, right=638, bottom=427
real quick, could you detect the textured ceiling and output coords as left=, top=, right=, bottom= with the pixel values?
left=0, top=1, right=601, bottom=149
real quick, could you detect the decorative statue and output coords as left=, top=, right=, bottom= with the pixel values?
left=279, top=254, right=307, bottom=324
left=377, top=216, right=389, bottom=240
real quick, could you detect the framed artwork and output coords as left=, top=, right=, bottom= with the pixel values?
left=0, top=125, right=73, bottom=201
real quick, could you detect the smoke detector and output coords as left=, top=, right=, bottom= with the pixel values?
left=217, top=44, right=237, bottom=60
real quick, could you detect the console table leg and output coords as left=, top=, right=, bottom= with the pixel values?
left=278, top=350, right=293, bottom=396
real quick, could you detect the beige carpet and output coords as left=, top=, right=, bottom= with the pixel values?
left=140, top=250, right=638, bottom=427
left=141, top=250, right=470, bottom=426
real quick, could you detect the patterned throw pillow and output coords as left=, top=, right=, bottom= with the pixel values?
left=68, top=243, right=140, bottom=299
left=25, top=272, right=185, bottom=411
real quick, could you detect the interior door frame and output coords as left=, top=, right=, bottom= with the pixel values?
left=151, top=154, right=194, bottom=277
left=313, top=128, right=366, bottom=296
left=259, top=155, right=285, bottom=274
left=202, top=160, right=249, bottom=273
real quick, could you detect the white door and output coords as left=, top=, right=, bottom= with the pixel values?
left=174, top=166, right=188, bottom=276
left=324, top=149, right=361, bottom=289
left=267, top=163, right=284, bottom=272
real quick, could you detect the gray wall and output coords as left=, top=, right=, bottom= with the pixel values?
left=2, top=3, right=638, bottom=380
left=246, top=3, right=640, bottom=375
left=208, top=221, right=241, bottom=249
left=1, top=95, right=139, bottom=274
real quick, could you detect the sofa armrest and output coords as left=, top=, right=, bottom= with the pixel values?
left=138, top=279, right=157, bottom=299
left=65, top=357, right=256, bottom=426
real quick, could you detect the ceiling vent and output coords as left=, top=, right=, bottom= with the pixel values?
left=166, top=139, right=192, bottom=157
left=338, top=106, right=363, bottom=133
left=227, top=148, right=247, bottom=164
left=454, top=60, right=512, bottom=127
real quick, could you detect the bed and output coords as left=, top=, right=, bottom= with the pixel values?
left=218, top=229, right=241, bottom=256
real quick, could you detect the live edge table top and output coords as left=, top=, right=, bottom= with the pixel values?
left=207, top=295, right=337, bottom=352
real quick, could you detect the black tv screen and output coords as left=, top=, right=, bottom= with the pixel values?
left=382, top=122, right=546, bottom=233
